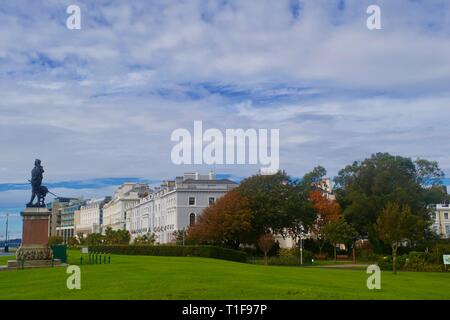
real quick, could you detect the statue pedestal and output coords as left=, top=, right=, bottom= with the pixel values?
left=8, top=207, right=61, bottom=268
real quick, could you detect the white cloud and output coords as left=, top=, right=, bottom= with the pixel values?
left=0, top=0, right=449, bottom=190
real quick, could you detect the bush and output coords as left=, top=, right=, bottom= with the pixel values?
left=251, top=250, right=313, bottom=266
left=47, top=236, right=63, bottom=246
left=88, top=245, right=247, bottom=263
left=403, top=251, right=443, bottom=272
left=67, top=237, right=79, bottom=247
left=377, top=251, right=445, bottom=272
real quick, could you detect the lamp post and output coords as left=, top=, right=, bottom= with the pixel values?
left=4, top=213, right=9, bottom=253
left=352, top=236, right=358, bottom=264
left=300, top=236, right=303, bottom=265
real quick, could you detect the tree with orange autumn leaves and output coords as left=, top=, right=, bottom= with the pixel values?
left=187, top=191, right=253, bottom=249
left=309, top=190, right=342, bottom=256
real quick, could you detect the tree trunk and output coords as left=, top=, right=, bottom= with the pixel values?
left=318, top=239, right=324, bottom=257
left=264, top=252, right=268, bottom=265
left=392, top=242, right=398, bottom=274
left=334, top=244, right=337, bottom=261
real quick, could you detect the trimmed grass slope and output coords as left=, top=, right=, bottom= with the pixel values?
left=1, top=252, right=449, bottom=300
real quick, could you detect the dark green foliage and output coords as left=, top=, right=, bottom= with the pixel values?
left=334, top=153, right=446, bottom=244
left=47, top=236, right=63, bottom=246
left=251, top=250, right=313, bottom=266
left=303, top=238, right=335, bottom=257
left=377, top=251, right=448, bottom=272
left=84, top=233, right=104, bottom=246
left=89, top=245, right=247, bottom=263
left=236, top=171, right=317, bottom=244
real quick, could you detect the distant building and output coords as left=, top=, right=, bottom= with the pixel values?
left=314, top=177, right=335, bottom=200
left=46, top=197, right=80, bottom=237
left=102, top=183, right=150, bottom=231
left=75, top=197, right=111, bottom=236
left=430, top=203, right=450, bottom=239
left=56, top=198, right=86, bottom=242
left=126, top=172, right=237, bottom=244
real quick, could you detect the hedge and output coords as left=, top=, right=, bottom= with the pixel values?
left=377, top=251, right=447, bottom=272
left=88, top=245, right=247, bottom=263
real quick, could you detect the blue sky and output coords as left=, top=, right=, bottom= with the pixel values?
left=1, top=0, right=450, bottom=237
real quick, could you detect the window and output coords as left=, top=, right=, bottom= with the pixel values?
left=445, top=213, right=449, bottom=220
left=189, top=213, right=196, bottom=226
left=431, top=213, right=436, bottom=220
left=446, top=225, right=450, bottom=235
left=189, top=197, right=196, bottom=206
left=209, top=197, right=215, bottom=205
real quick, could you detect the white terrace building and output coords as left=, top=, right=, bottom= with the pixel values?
left=126, top=172, right=237, bottom=243
left=75, top=197, right=111, bottom=236
left=431, top=203, right=450, bottom=239
left=102, top=183, right=150, bottom=231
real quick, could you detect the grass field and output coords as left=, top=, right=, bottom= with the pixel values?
left=0, top=251, right=449, bottom=300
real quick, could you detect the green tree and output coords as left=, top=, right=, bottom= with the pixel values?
left=237, top=171, right=291, bottom=240
left=323, top=218, right=357, bottom=261
left=237, top=171, right=316, bottom=245
left=104, top=227, right=130, bottom=245
left=374, top=203, right=427, bottom=274
left=134, top=233, right=157, bottom=245
left=334, top=153, right=445, bottom=245
left=85, top=233, right=104, bottom=246
left=173, top=229, right=187, bottom=245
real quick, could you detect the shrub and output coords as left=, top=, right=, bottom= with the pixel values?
left=88, top=245, right=247, bottom=263
left=251, top=250, right=313, bottom=266
left=377, top=251, right=445, bottom=272
left=47, top=236, right=63, bottom=246
left=278, top=248, right=296, bottom=257
left=67, top=237, right=79, bottom=247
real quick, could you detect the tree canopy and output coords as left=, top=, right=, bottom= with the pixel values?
left=334, top=153, right=446, bottom=239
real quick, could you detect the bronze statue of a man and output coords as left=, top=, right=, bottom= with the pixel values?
left=27, top=159, right=45, bottom=207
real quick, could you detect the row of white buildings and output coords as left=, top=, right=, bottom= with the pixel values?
left=75, top=172, right=237, bottom=244
left=64, top=172, right=450, bottom=244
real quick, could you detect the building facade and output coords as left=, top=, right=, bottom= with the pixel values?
left=102, top=183, right=150, bottom=231
left=75, top=197, right=111, bottom=236
left=431, top=203, right=450, bottom=238
left=126, top=172, right=237, bottom=244
left=47, top=197, right=79, bottom=237
left=56, top=198, right=86, bottom=242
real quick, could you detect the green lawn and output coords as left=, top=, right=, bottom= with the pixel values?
left=0, top=250, right=449, bottom=300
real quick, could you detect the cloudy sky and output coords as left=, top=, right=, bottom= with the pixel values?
left=1, top=0, right=450, bottom=237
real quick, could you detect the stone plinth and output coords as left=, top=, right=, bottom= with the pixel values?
left=14, top=207, right=54, bottom=267
left=21, top=207, right=51, bottom=246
